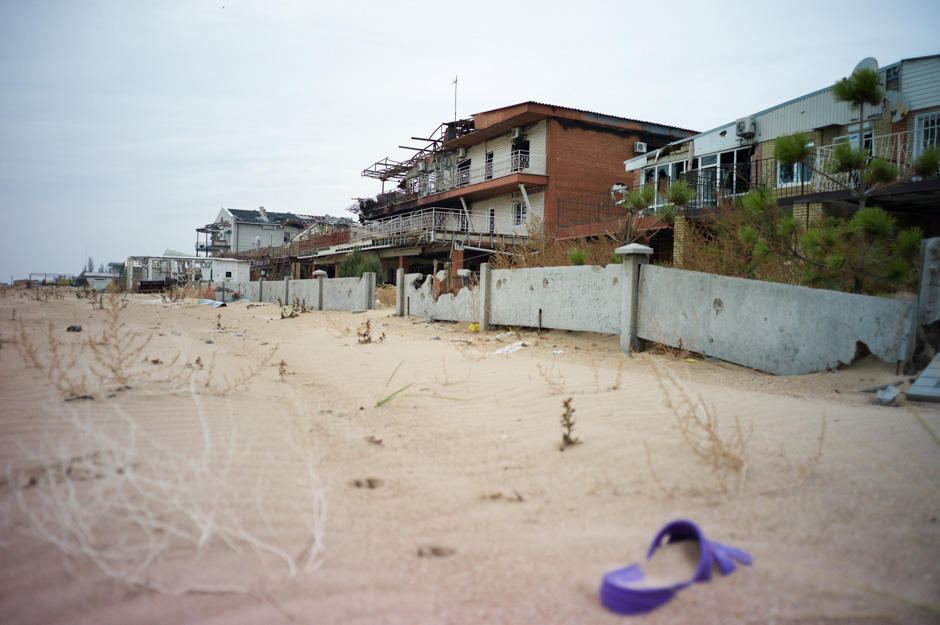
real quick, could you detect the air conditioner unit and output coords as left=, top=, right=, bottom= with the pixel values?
left=735, top=116, right=757, bottom=139
left=511, top=127, right=523, bottom=140
left=457, top=148, right=467, bottom=158
left=634, top=141, right=648, bottom=153
left=418, top=161, right=428, bottom=172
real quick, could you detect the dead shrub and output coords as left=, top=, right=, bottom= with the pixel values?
left=5, top=392, right=326, bottom=594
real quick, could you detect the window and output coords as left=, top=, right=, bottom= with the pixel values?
left=488, top=208, right=496, bottom=233
left=833, top=122, right=873, bottom=153
left=225, top=271, right=233, bottom=279
left=484, top=152, right=494, bottom=180
left=914, top=112, right=940, bottom=159
left=777, top=141, right=814, bottom=187
left=457, top=159, right=471, bottom=186
left=512, top=201, right=527, bottom=226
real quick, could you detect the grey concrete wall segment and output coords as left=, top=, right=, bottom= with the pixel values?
left=322, top=277, right=367, bottom=311
left=636, top=265, right=916, bottom=375
left=616, top=244, right=653, bottom=354
left=488, top=265, right=622, bottom=332
left=395, top=269, right=405, bottom=317
left=266, top=280, right=287, bottom=304
left=219, top=276, right=371, bottom=310
left=400, top=273, right=480, bottom=322
left=289, top=279, right=318, bottom=307
left=242, top=281, right=261, bottom=301
left=918, top=237, right=940, bottom=325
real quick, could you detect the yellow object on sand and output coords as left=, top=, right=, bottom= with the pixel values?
left=469, top=323, right=479, bottom=332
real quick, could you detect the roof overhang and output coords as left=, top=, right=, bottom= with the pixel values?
left=445, top=102, right=696, bottom=149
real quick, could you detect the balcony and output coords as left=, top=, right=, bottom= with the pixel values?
left=419, top=150, right=545, bottom=197
left=296, top=208, right=528, bottom=258
left=812, top=127, right=939, bottom=193
left=557, top=128, right=940, bottom=227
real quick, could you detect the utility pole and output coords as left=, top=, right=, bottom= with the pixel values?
left=452, top=75, right=458, bottom=121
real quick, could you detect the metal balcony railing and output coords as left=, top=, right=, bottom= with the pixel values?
left=345, top=207, right=525, bottom=243
left=557, top=128, right=940, bottom=226
left=420, top=150, right=545, bottom=197
left=813, top=127, right=940, bottom=192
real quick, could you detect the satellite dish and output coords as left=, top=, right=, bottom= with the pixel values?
left=884, top=91, right=911, bottom=123
left=854, top=57, right=879, bottom=74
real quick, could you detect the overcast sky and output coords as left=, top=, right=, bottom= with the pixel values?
left=1, top=0, right=938, bottom=281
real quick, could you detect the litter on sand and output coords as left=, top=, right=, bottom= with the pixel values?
left=494, top=341, right=526, bottom=355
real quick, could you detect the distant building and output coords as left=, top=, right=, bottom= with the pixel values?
left=196, top=207, right=318, bottom=256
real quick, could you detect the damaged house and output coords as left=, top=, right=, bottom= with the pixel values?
left=293, top=102, right=695, bottom=282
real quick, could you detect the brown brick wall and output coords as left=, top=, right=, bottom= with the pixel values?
left=544, top=119, right=642, bottom=233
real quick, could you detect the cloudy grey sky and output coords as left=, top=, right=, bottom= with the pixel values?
left=1, top=0, right=938, bottom=281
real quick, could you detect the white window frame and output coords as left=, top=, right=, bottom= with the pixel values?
left=777, top=141, right=814, bottom=187
left=512, top=201, right=527, bottom=226
left=833, top=122, right=873, bottom=152
left=914, top=112, right=940, bottom=159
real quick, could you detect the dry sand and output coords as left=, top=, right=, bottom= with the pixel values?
left=0, top=287, right=938, bottom=624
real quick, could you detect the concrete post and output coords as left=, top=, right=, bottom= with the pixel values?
left=363, top=272, right=376, bottom=311
left=395, top=268, right=405, bottom=317
left=258, top=277, right=264, bottom=303
left=313, top=270, right=327, bottom=311
left=479, top=263, right=492, bottom=331
left=284, top=275, right=291, bottom=305
left=617, top=243, right=653, bottom=354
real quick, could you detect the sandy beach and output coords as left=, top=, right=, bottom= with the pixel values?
left=1, top=287, right=938, bottom=624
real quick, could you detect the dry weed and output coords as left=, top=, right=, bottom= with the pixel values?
left=607, top=354, right=625, bottom=391
left=14, top=319, right=90, bottom=397
left=651, top=360, right=751, bottom=494
left=645, top=359, right=825, bottom=496
left=14, top=294, right=274, bottom=398
left=323, top=313, right=352, bottom=338
left=200, top=346, right=278, bottom=396
left=559, top=397, right=580, bottom=450
left=641, top=306, right=701, bottom=360
left=450, top=338, right=486, bottom=361
left=5, top=391, right=326, bottom=594
left=433, top=357, right=471, bottom=387
left=537, top=356, right=567, bottom=395
left=357, top=320, right=385, bottom=344
left=88, top=295, right=153, bottom=386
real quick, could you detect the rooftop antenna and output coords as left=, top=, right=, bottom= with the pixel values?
left=452, top=75, right=458, bottom=121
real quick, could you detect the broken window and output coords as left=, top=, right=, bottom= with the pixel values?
left=777, top=141, right=814, bottom=187
left=458, top=158, right=471, bottom=186
left=485, top=152, right=494, bottom=180
left=512, top=201, right=527, bottom=226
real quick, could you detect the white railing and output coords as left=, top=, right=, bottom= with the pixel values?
left=323, top=208, right=525, bottom=251
left=419, top=150, right=546, bottom=196
left=812, top=128, right=939, bottom=192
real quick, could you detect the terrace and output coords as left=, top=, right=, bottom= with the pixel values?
left=558, top=127, right=940, bottom=227
left=356, top=150, right=547, bottom=220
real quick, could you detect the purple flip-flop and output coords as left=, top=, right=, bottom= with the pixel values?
left=600, top=520, right=753, bottom=615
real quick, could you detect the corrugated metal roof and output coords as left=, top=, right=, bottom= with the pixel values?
left=471, top=101, right=698, bottom=134
left=227, top=209, right=317, bottom=225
